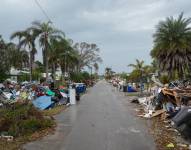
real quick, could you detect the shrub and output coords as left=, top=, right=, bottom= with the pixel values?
left=0, top=102, right=54, bottom=137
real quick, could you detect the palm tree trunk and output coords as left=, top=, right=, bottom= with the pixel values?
left=45, top=50, right=49, bottom=81
left=52, top=63, right=56, bottom=80
left=29, top=51, right=33, bottom=82
left=45, top=33, right=49, bottom=81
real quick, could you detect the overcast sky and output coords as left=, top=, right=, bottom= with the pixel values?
left=0, top=0, right=191, bottom=74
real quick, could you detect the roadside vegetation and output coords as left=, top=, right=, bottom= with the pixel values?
left=0, top=102, right=55, bottom=150
left=0, top=21, right=102, bottom=82
left=112, top=13, right=191, bottom=85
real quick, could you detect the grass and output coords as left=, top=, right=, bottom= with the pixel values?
left=124, top=92, right=140, bottom=97
left=42, top=105, right=67, bottom=116
left=124, top=91, right=151, bottom=97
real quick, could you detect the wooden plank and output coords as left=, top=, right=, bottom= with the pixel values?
left=151, top=109, right=166, bottom=118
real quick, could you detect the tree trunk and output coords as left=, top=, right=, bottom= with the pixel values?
left=45, top=33, right=49, bottom=82
left=43, top=49, right=46, bottom=68
left=45, top=51, right=49, bottom=81
left=29, top=51, right=33, bottom=82
left=52, top=63, right=56, bottom=80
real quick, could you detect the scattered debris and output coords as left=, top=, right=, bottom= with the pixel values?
left=166, top=143, right=175, bottom=148
left=0, top=135, right=14, bottom=142
left=177, top=143, right=188, bottom=148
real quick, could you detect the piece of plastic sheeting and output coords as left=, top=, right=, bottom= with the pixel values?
left=32, top=96, right=53, bottom=110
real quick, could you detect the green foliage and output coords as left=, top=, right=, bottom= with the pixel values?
left=17, top=70, right=42, bottom=82
left=0, top=36, right=11, bottom=81
left=128, top=69, right=141, bottom=82
left=30, top=21, right=65, bottom=80
left=32, top=69, right=42, bottom=81
left=0, top=21, right=102, bottom=82
left=119, top=72, right=128, bottom=83
left=0, top=35, right=30, bottom=81
left=127, top=59, right=155, bottom=83
left=159, top=75, right=170, bottom=84
left=81, top=71, right=90, bottom=80
left=35, top=61, right=44, bottom=72
left=18, top=73, right=30, bottom=82
left=120, top=72, right=128, bottom=79
left=70, top=71, right=91, bottom=82
left=151, top=12, right=191, bottom=79
left=105, top=67, right=114, bottom=80
left=0, top=103, right=54, bottom=137
left=73, top=42, right=102, bottom=71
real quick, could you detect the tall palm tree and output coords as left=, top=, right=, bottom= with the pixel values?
left=48, top=37, right=79, bottom=79
left=10, top=30, right=36, bottom=81
left=0, top=36, right=11, bottom=80
left=151, top=12, right=191, bottom=79
left=7, top=42, right=29, bottom=70
left=30, top=21, right=64, bottom=81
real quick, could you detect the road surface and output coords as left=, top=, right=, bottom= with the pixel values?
left=24, top=80, right=156, bottom=150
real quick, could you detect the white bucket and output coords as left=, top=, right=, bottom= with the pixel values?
left=69, top=89, right=76, bottom=105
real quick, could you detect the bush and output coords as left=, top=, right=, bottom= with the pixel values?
left=70, top=71, right=91, bottom=83
left=0, top=103, right=54, bottom=137
left=159, top=75, right=170, bottom=84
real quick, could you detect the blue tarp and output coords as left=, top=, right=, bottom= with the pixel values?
left=127, top=86, right=137, bottom=92
left=32, top=96, right=53, bottom=110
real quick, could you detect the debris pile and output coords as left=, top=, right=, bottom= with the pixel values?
left=0, top=80, right=87, bottom=142
left=131, top=80, right=191, bottom=140
left=0, top=80, right=87, bottom=110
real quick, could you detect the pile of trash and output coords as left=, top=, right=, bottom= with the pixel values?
left=109, top=78, right=138, bottom=92
left=0, top=80, right=87, bottom=110
left=131, top=80, right=191, bottom=140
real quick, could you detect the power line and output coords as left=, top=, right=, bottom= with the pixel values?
left=34, top=0, right=52, bottom=23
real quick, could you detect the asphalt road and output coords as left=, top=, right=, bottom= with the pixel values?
left=24, top=80, right=156, bottom=150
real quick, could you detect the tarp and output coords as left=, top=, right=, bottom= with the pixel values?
left=32, top=96, right=53, bottom=110
left=127, top=86, right=137, bottom=92
left=60, top=92, right=68, bottom=98
left=46, top=90, right=55, bottom=96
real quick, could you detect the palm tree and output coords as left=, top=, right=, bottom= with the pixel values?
left=10, top=30, right=36, bottom=81
left=0, top=36, right=11, bottom=80
left=7, top=42, right=29, bottom=70
left=128, top=59, right=145, bottom=83
left=30, top=21, right=64, bottom=81
left=48, top=37, right=79, bottom=79
left=151, top=12, right=191, bottom=79
left=128, top=59, right=145, bottom=71
left=105, top=67, right=113, bottom=80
